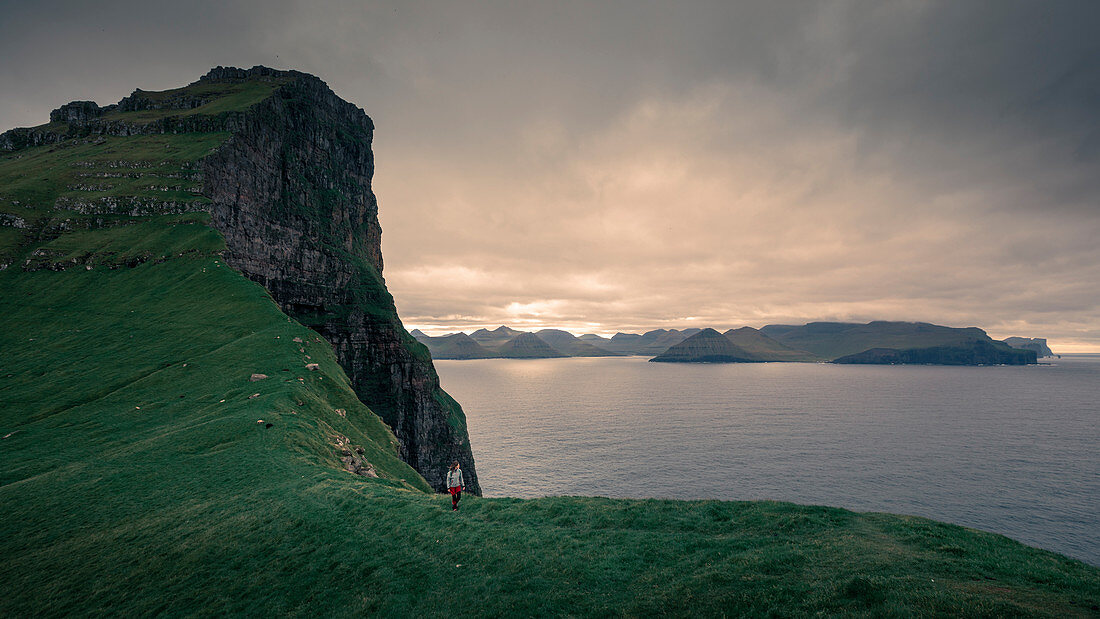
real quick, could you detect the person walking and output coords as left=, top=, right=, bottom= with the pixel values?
left=446, top=461, right=465, bottom=511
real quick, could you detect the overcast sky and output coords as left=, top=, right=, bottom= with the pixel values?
left=2, top=1, right=1098, bottom=350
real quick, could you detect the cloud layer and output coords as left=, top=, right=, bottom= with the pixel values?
left=2, top=1, right=1098, bottom=349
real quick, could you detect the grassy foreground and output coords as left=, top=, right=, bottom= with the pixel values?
left=0, top=233, right=1097, bottom=616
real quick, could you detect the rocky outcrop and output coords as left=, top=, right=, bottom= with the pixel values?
left=195, top=68, right=479, bottom=493
left=50, top=101, right=105, bottom=124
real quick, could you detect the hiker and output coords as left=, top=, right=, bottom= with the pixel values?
left=446, top=461, right=465, bottom=511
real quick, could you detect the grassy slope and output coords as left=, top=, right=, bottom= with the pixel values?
left=2, top=92, right=1099, bottom=616
left=1, top=215, right=1096, bottom=619
left=0, top=132, right=226, bottom=267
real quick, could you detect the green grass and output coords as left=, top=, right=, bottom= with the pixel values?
left=99, top=79, right=287, bottom=123
left=1, top=224, right=1097, bottom=616
left=0, top=133, right=227, bottom=211
left=0, top=132, right=227, bottom=266
left=1, top=102, right=1098, bottom=615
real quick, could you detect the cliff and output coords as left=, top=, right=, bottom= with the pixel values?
left=0, top=66, right=478, bottom=493
left=1003, top=336, right=1055, bottom=357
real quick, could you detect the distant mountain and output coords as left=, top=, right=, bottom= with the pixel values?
left=420, top=322, right=1035, bottom=365
left=536, top=329, right=619, bottom=357
left=1003, top=337, right=1055, bottom=357
left=760, top=321, right=1013, bottom=361
left=422, top=326, right=617, bottom=359
left=722, top=327, right=821, bottom=362
left=602, top=332, right=643, bottom=354
left=599, top=328, right=702, bottom=355
left=578, top=334, right=613, bottom=347
left=496, top=332, right=567, bottom=358
left=651, top=328, right=762, bottom=363
left=470, top=326, right=525, bottom=349
left=414, top=332, right=497, bottom=360
left=833, top=340, right=1036, bottom=365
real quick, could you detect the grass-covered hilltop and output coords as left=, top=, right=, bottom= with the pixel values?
left=2, top=67, right=1098, bottom=616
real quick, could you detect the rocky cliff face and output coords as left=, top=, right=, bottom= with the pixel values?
left=1, top=66, right=479, bottom=493
left=198, top=67, right=479, bottom=493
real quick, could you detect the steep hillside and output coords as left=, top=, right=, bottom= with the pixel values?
left=0, top=66, right=477, bottom=493
left=650, top=328, right=762, bottom=363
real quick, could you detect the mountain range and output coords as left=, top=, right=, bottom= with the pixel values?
left=411, top=326, right=704, bottom=359
left=416, top=322, right=1042, bottom=365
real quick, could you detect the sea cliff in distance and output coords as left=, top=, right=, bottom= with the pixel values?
left=1003, top=336, right=1057, bottom=358
left=418, top=321, right=1044, bottom=366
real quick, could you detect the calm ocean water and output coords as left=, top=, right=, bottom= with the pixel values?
left=437, top=355, right=1100, bottom=566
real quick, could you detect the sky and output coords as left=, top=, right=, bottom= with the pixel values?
left=2, top=1, right=1098, bottom=351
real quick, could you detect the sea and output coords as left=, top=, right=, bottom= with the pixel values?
left=436, top=355, right=1100, bottom=566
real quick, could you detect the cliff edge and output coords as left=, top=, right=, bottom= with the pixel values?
left=0, top=66, right=479, bottom=493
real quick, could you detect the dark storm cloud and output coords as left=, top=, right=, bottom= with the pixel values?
left=1, top=1, right=1097, bottom=348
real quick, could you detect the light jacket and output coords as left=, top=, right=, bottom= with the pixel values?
left=446, top=468, right=464, bottom=489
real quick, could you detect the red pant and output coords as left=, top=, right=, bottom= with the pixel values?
left=449, top=486, right=462, bottom=509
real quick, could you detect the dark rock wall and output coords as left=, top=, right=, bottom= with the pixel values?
left=196, top=71, right=479, bottom=493
left=0, top=66, right=480, bottom=493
